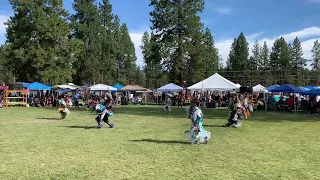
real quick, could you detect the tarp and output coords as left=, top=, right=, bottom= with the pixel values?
left=301, top=88, right=320, bottom=96
left=22, top=82, right=31, bottom=88
left=270, top=84, right=303, bottom=93
left=253, top=84, right=267, bottom=93
left=265, top=84, right=279, bottom=91
left=157, top=83, right=183, bottom=92
left=113, top=84, right=124, bottom=91
left=304, top=86, right=316, bottom=90
left=53, top=83, right=82, bottom=90
left=89, top=84, right=117, bottom=91
left=188, top=73, right=240, bottom=91
left=120, top=85, right=147, bottom=91
left=27, top=82, right=52, bottom=90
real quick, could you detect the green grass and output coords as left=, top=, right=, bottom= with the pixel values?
left=0, top=106, right=320, bottom=180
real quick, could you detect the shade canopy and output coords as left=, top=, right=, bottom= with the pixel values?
left=89, top=84, right=117, bottom=91
left=120, top=85, right=147, bottom=91
left=157, top=83, right=183, bottom=92
left=53, top=83, right=82, bottom=90
left=188, top=73, right=240, bottom=91
left=301, top=88, right=320, bottom=96
left=22, top=82, right=31, bottom=88
left=253, top=84, right=267, bottom=93
left=270, top=84, right=303, bottom=93
left=27, top=82, right=52, bottom=90
left=265, top=84, right=279, bottom=91
left=113, top=84, right=124, bottom=91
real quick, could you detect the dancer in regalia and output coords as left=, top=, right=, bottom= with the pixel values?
left=185, top=100, right=211, bottom=144
left=223, top=101, right=243, bottom=128
left=58, top=99, right=70, bottom=119
left=95, top=104, right=114, bottom=128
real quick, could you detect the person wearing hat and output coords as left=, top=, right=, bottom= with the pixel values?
left=185, top=100, right=211, bottom=144
left=223, top=102, right=243, bottom=128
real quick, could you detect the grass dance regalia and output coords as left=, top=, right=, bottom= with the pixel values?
left=95, top=104, right=114, bottom=128
left=223, top=101, right=243, bottom=128
left=58, top=100, right=70, bottom=119
left=185, top=101, right=211, bottom=144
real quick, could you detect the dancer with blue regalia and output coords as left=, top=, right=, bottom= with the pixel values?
left=185, top=100, right=211, bottom=144
left=95, top=104, right=114, bottom=128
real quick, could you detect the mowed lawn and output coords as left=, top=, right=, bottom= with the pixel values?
left=0, top=106, right=320, bottom=180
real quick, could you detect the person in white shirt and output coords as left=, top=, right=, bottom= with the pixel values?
left=162, top=96, right=172, bottom=113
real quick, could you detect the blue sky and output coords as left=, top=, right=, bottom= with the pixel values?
left=1, top=0, right=320, bottom=66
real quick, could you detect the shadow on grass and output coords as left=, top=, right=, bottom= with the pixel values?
left=60, top=125, right=98, bottom=129
left=203, top=124, right=225, bottom=128
left=36, top=117, right=61, bottom=120
left=130, top=139, right=189, bottom=144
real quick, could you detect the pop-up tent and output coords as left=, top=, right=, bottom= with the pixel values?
left=253, top=84, right=267, bottom=93
left=120, top=85, right=147, bottom=92
left=188, top=73, right=240, bottom=91
left=157, top=83, right=183, bottom=92
left=53, top=83, right=83, bottom=90
left=27, top=82, right=52, bottom=90
left=89, top=84, right=117, bottom=91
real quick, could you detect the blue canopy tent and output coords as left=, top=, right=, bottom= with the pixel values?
left=55, top=89, right=73, bottom=93
left=271, top=84, right=304, bottom=113
left=301, top=88, right=320, bottom=96
left=157, top=83, right=183, bottom=92
left=22, top=82, right=31, bottom=88
left=113, top=84, right=124, bottom=91
left=27, top=82, right=52, bottom=90
left=265, top=84, right=279, bottom=91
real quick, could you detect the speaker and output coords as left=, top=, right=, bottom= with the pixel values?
left=240, top=86, right=253, bottom=93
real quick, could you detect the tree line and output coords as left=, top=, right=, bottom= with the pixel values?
left=1, top=0, right=320, bottom=89
left=0, top=0, right=144, bottom=86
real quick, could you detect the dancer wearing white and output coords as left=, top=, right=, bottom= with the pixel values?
left=162, top=97, right=172, bottom=113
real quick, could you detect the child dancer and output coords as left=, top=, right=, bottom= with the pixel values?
left=223, top=103, right=243, bottom=128
left=162, top=96, right=172, bottom=113
left=95, top=104, right=114, bottom=128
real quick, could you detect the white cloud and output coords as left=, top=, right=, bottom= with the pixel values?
left=0, top=14, right=9, bottom=44
left=129, top=32, right=145, bottom=66
left=213, top=7, right=232, bottom=15
left=216, top=27, right=320, bottom=66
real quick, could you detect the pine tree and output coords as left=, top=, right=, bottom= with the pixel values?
left=290, top=37, right=306, bottom=85
left=260, top=41, right=272, bottom=85
left=311, top=40, right=320, bottom=70
left=149, top=0, right=205, bottom=85
left=6, top=0, right=80, bottom=84
left=120, top=23, right=137, bottom=84
left=98, top=0, right=116, bottom=84
left=140, top=32, right=166, bottom=89
left=270, top=37, right=292, bottom=84
left=202, top=27, right=219, bottom=75
left=71, top=0, right=102, bottom=85
left=251, top=40, right=260, bottom=70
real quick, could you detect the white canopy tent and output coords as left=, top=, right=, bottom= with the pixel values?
left=53, top=83, right=82, bottom=90
left=253, top=84, right=268, bottom=93
left=89, top=84, right=117, bottom=91
left=188, top=73, right=240, bottom=91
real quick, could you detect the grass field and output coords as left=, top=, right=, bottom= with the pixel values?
left=0, top=106, right=320, bottom=180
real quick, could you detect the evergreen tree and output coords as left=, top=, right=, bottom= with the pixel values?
left=120, top=23, right=137, bottom=84
left=6, top=0, right=79, bottom=84
left=149, top=0, right=205, bottom=85
left=260, top=41, right=272, bottom=85
left=202, top=27, right=219, bottom=75
left=0, top=45, right=14, bottom=83
left=140, top=31, right=166, bottom=89
left=71, top=0, right=102, bottom=85
left=270, top=37, right=292, bottom=84
left=113, top=15, right=125, bottom=83
left=135, top=66, right=145, bottom=87
left=290, top=37, right=306, bottom=85
left=311, top=40, right=320, bottom=70
left=98, top=0, right=116, bottom=84
left=251, top=40, right=260, bottom=70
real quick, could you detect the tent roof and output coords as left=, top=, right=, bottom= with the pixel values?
left=53, top=83, right=83, bottom=90
left=271, top=84, right=303, bottom=93
left=265, top=84, right=279, bottom=91
left=89, top=84, right=117, bottom=91
left=27, top=82, right=52, bottom=90
left=113, top=84, right=124, bottom=90
left=188, top=73, right=240, bottom=90
left=301, top=88, right=320, bottom=96
left=253, top=84, right=267, bottom=93
left=120, top=85, right=147, bottom=91
left=157, top=83, right=183, bottom=92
